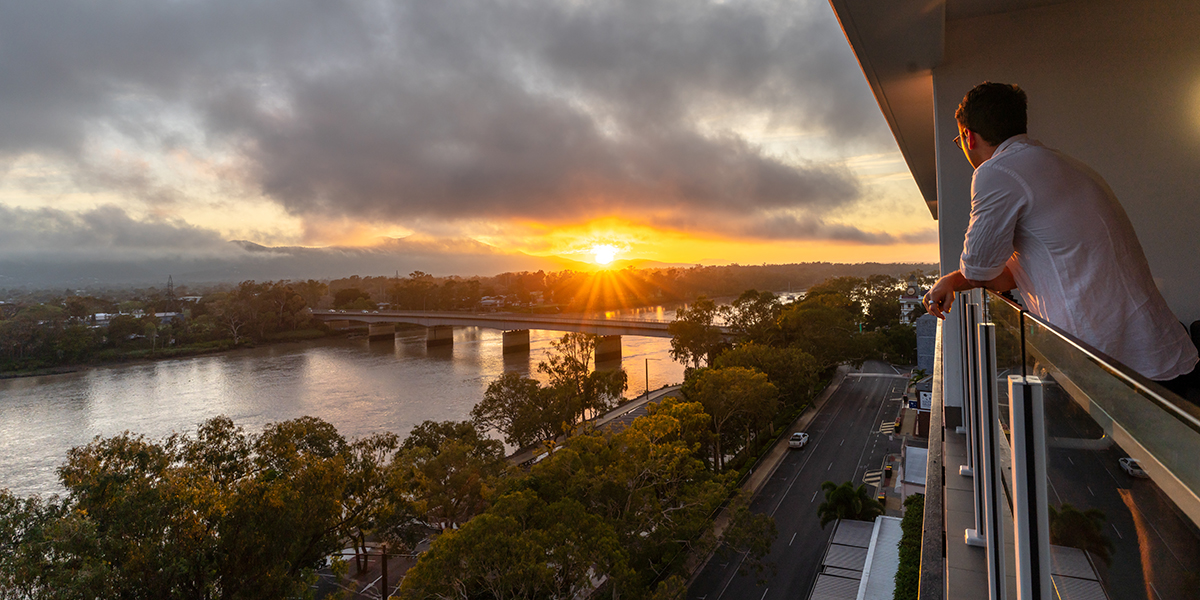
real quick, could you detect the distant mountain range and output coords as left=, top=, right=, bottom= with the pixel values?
left=0, top=237, right=706, bottom=289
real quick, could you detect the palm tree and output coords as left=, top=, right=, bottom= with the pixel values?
left=817, top=481, right=884, bottom=529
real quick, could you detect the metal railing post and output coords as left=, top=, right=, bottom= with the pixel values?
left=977, top=321, right=1007, bottom=600
left=959, top=290, right=976, bottom=472
left=1009, top=375, right=1051, bottom=600
left=964, top=296, right=986, bottom=547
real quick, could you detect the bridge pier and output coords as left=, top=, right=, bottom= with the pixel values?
left=595, top=335, right=621, bottom=363
left=502, top=330, right=530, bottom=354
left=368, top=323, right=396, bottom=340
left=426, top=325, right=454, bottom=348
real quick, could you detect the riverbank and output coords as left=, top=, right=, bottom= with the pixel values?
left=0, top=328, right=335, bottom=380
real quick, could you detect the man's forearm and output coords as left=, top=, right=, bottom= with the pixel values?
left=924, top=266, right=1015, bottom=319
left=965, top=266, right=1016, bottom=292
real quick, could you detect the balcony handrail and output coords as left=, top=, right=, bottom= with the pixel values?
left=983, top=290, right=1200, bottom=435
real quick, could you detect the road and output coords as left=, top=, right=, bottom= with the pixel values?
left=688, top=360, right=911, bottom=600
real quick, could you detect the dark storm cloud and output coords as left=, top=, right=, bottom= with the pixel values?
left=0, top=0, right=892, bottom=241
left=0, top=205, right=231, bottom=258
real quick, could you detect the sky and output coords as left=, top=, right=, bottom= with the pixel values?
left=0, top=0, right=937, bottom=283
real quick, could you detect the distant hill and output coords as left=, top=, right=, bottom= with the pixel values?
left=0, top=237, right=589, bottom=288
left=0, top=234, right=936, bottom=293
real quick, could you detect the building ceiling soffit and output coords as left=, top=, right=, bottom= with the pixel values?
left=828, top=0, right=943, bottom=219
left=945, top=0, right=1073, bottom=21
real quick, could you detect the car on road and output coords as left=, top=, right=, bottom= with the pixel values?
left=1119, top=457, right=1149, bottom=478
left=788, top=432, right=809, bottom=449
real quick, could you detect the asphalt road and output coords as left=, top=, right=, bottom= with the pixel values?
left=688, top=361, right=911, bottom=600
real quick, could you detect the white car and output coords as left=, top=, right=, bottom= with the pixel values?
left=788, top=432, right=809, bottom=449
left=1119, top=457, right=1148, bottom=478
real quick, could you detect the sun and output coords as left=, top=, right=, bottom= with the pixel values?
left=591, top=244, right=619, bottom=265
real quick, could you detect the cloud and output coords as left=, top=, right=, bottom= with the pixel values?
left=0, top=204, right=231, bottom=259
left=0, top=0, right=898, bottom=245
left=0, top=205, right=580, bottom=286
left=739, top=213, right=938, bottom=244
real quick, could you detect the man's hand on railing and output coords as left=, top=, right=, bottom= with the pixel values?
left=925, top=267, right=1017, bottom=319
left=924, top=272, right=963, bottom=319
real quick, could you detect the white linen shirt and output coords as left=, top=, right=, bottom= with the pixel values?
left=960, top=135, right=1198, bottom=380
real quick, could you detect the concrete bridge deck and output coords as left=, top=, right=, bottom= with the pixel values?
left=310, top=309, right=722, bottom=338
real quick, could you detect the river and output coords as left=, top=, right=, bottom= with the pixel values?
left=0, top=308, right=686, bottom=498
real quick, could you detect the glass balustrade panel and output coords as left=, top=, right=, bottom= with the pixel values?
left=1009, top=297, right=1200, bottom=600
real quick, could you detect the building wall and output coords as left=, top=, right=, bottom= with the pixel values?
left=933, top=0, right=1200, bottom=329
left=916, top=313, right=937, bottom=376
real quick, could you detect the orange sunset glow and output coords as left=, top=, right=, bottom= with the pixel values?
left=0, top=0, right=939, bottom=286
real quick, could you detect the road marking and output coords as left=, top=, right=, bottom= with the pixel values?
left=1111, top=524, right=1123, bottom=540
left=760, top=588, right=770, bottom=600
left=879, top=421, right=896, bottom=434
left=1087, top=485, right=1094, bottom=497
left=840, top=438, right=845, bottom=446
left=715, top=553, right=748, bottom=600
left=766, top=372, right=867, bottom=519
left=790, top=532, right=797, bottom=546
left=361, top=577, right=382, bottom=594
left=862, top=470, right=883, bottom=486
left=827, top=462, right=833, bottom=471
left=1068, top=456, right=1074, bottom=466
left=811, top=490, right=819, bottom=503
left=1150, top=582, right=1164, bottom=600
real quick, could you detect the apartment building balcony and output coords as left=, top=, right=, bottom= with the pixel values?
left=921, top=289, right=1200, bottom=599
left=826, top=0, right=1200, bottom=598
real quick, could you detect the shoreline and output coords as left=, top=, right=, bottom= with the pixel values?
left=0, top=329, right=342, bottom=380
left=0, top=304, right=686, bottom=381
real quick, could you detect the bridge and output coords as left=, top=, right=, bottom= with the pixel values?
left=310, top=309, right=725, bottom=362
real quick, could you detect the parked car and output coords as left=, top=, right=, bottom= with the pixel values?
left=1119, top=457, right=1149, bottom=478
left=788, top=432, right=809, bottom=449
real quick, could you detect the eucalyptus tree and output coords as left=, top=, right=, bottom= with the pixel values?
left=687, top=367, right=778, bottom=472
left=668, top=296, right=725, bottom=369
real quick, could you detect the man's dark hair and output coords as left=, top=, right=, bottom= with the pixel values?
left=955, top=82, right=1027, bottom=145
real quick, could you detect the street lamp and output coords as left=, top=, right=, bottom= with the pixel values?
left=645, top=357, right=660, bottom=399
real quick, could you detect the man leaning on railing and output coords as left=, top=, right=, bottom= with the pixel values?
left=923, top=82, right=1199, bottom=401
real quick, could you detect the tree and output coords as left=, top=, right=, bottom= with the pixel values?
left=805, top=276, right=865, bottom=311
left=645, top=396, right=715, bottom=468
left=473, top=371, right=560, bottom=448
left=206, top=289, right=253, bottom=343
left=393, top=421, right=508, bottom=530
left=294, top=279, right=329, bottom=310
left=878, top=323, right=917, bottom=364
left=474, top=335, right=628, bottom=449
left=333, top=287, right=371, bottom=309
left=0, top=490, right=109, bottom=600
left=714, top=343, right=821, bottom=408
left=817, top=481, right=884, bottom=528
left=721, top=289, right=781, bottom=345
left=4, top=415, right=401, bottom=599
left=668, top=296, right=725, bottom=369
left=399, top=491, right=625, bottom=600
left=689, top=367, right=778, bottom=471
left=538, top=333, right=628, bottom=426
left=721, top=494, right=778, bottom=583
left=778, top=292, right=871, bottom=371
